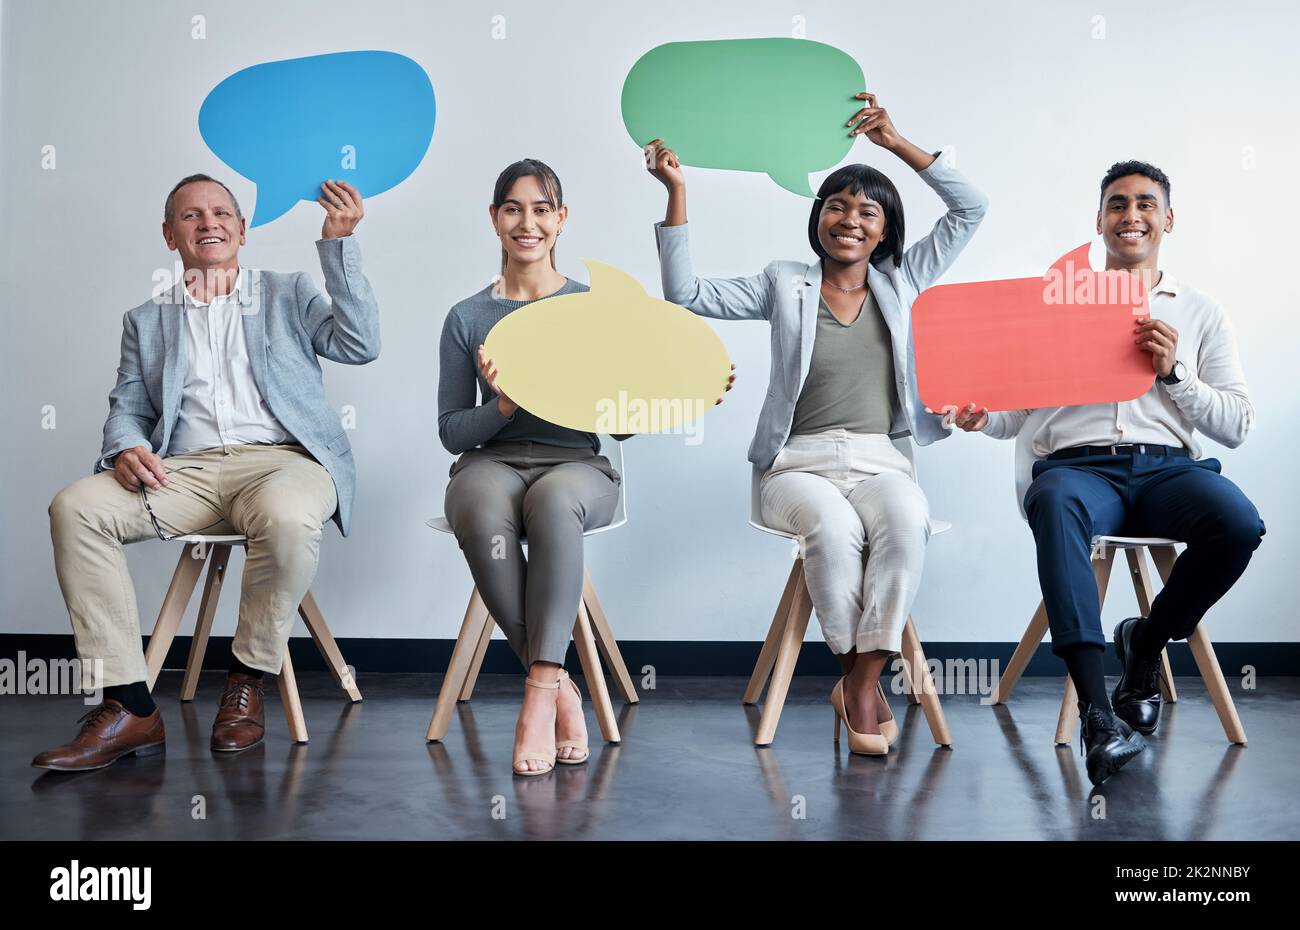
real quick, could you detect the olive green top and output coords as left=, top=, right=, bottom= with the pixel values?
left=790, top=291, right=897, bottom=436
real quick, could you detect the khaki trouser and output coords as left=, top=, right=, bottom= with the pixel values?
left=48, top=444, right=338, bottom=687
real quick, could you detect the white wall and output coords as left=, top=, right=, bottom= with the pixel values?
left=2, top=0, right=1296, bottom=648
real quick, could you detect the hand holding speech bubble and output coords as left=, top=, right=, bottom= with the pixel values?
left=913, top=244, right=1155, bottom=412
left=482, top=261, right=733, bottom=434
left=199, top=51, right=435, bottom=227
left=621, top=38, right=864, bottom=197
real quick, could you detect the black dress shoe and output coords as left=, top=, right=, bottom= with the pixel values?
left=1113, top=616, right=1163, bottom=734
left=1080, top=703, right=1146, bottom=787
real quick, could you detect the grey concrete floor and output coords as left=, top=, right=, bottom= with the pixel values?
left=4, top=673, right=1297, bottom=840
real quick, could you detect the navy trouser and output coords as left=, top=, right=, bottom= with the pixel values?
left=1024, top=450, right=1264, bottom=654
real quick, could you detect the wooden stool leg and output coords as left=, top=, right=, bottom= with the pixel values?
left=144, top=544, right=206, bottom=689
left=278, top=648, right=308, bottom=744
left=458, top=612, right=494, bottom=702
left=181, top=544, right=231, bottom=701
left=1056, top=548, right=1115, bottom=741
left=1160, top=648, right=1178, bottom=702
left=902, top=616, right=953, bottom=746
left=754, top=564, right=813, bottom=747
left=1055, top=676, right=1079, bottom=745
left=582, top=571, right=639, bottom=704
left=744, top=560, right=801, bottom=705
left=297, top=590, right=361, bottom=702
left=1124, top=547, right=1176, bottom=701
left=1149, top=545, right=1187, bottom=703
left=1187, top=626, right=1247, bottom=745
left=426, top=587, right=491, bottom=742
left=993, top=600, right=1049, bottom=704
left=899, top=650, right=921, bottom=705
left=574, top=599, right=619, bottom=743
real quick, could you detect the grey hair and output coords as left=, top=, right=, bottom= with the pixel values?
left=164, top=174, right=243, bottom=224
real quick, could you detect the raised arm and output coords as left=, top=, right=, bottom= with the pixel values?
left=644, top=139, right=774, bottom=321
left=299, top=180, right=381, bottom=365
left=841, top=92, right=988, bottom=293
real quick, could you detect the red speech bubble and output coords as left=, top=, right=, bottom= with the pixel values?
left=913, top=244, right=1155, bottom=412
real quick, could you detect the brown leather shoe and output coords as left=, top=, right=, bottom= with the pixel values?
left=211, top=673, right=265, bottom=752
left=31, top=699, right=165, bottom=772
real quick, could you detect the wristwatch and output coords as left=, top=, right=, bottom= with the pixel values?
left=1160, top=360, right=1188, bottom=386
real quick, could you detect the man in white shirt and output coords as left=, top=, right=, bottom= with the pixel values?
left=948, top=161, right=1264, bottom=787
left=34, top=174, right=380, bottom=771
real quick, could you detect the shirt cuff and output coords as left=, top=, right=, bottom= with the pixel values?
left=1162, top=364, right=1198, bottom=402
left=915, top=147, right=950, bottom=177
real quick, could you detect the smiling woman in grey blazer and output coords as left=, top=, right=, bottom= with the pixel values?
left=645, top=91, right=987, bottom=755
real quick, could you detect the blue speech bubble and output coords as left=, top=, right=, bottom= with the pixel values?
left=199, top=51, right=435, bottom=227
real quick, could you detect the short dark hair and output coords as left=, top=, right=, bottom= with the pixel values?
left=164, top=173, right=242, bottom=224
left=1099, top=160, right=1171, bottom=208
left=492, top=158, right=563, bottom=274
left=808, top=164, right=905, bottom=268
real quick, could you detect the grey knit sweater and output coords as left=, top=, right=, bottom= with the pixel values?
left=437, top=278, right=603, bottom=455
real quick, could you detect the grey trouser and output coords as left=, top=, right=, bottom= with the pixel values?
left=444, top=441, right=621, bottom=668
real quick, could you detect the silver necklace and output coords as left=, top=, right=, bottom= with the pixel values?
left=823, top=281, right=866, bottom=295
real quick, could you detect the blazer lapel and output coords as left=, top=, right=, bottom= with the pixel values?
left=868, top=263, right=904, bottom=335
left=160, top=280, right=187, bottom=424
left=868, top=262, right=911, bottom=376
left=796, top=259, right=822, bottom=388
left=239, top=270, right=270, bottom=402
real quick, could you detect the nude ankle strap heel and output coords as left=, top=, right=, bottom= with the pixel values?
left=554, top=669, right=590, bottom=765
left=514, top=676, right=560, bottom=776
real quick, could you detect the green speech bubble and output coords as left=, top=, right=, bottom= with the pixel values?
left=621, top=38, right=865, bottom=197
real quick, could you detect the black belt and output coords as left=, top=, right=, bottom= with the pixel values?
left=1047, top=443, right=1190, bottom=461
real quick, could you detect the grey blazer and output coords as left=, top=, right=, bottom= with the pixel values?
left=95, top=236, right=381, bottom=536
left=654, top=155, right=988, bottom=474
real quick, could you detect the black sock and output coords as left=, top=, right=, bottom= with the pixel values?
left=1060, top=643, right=1111, bottom=714
left=228, top=656, right=265, bottom=680
left=104, top=681, right=156, bottom=717
left=1131, top=613, right=1174, bottom=659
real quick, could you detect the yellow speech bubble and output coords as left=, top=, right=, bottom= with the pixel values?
left=483, top=260, right=733, bottom=433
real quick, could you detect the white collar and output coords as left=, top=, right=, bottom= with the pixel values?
left=1149, top=270, right=1180, bottom=297
left=183, top=267, right=246, bottom=307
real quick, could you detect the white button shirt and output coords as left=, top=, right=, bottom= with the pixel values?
left=168, top=269, right=295, bottom=456
left=983, top=271, right=1254, bottom=458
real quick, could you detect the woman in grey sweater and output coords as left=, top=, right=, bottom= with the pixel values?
left=438, top=159, right=622, bottom=776
left=645, top=92, right=987, bottom=755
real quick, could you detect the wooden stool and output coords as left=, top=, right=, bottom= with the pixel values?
left=143, top=535, right=362, bottom=744
left=744, top=520, right=955, bottom=748
left=992, top=535, right=1246, bottom=746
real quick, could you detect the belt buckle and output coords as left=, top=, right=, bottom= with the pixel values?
left=1108, top=444, right=1117, bottom=455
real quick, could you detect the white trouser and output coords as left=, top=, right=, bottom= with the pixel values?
left=759, top=429, right=930, bottom=655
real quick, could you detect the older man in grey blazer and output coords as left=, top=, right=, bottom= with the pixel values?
left=33, top=174, right=380, bottom=771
